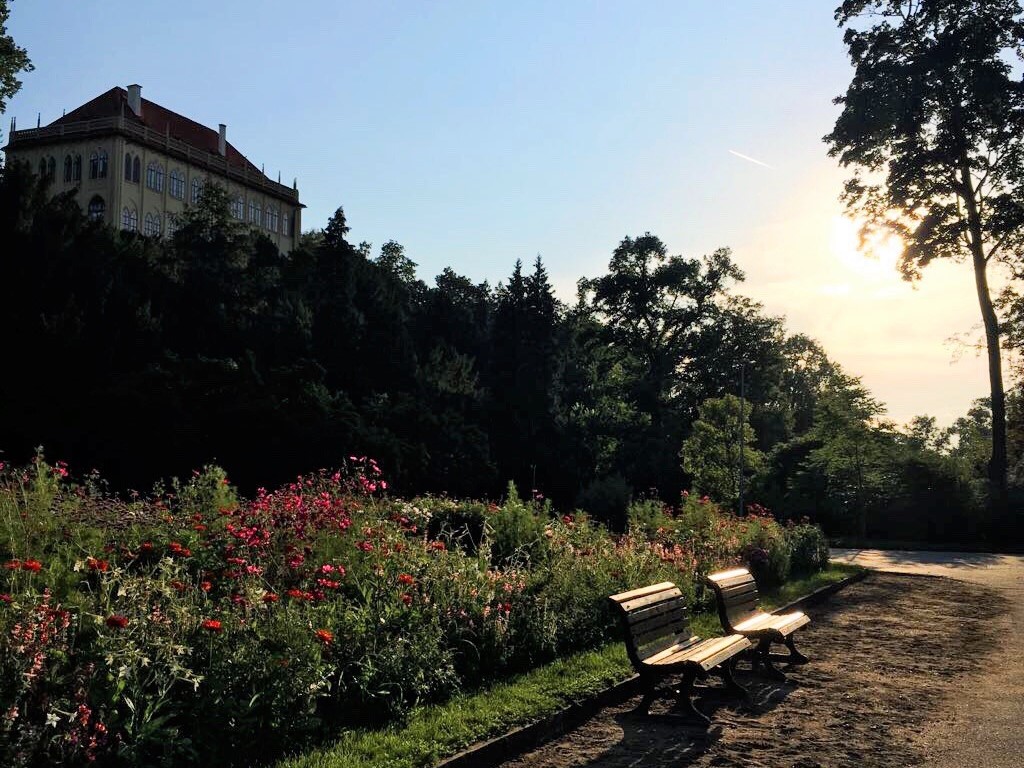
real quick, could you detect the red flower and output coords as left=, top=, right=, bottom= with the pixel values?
left=356, top=540, right=374, bottom=553
left=502, top=602, right=512, bottom=614
left=429, top=541, right=446, bottom=552
left=262, top=593, right=279, bottom=603
left=106, top=615, right=129, bottom=629
left=200, top=581, right=212, bottom=592
left=285, top=589, right=307, bottom=601
left=0, top=594, right=12, bottom=604
left=86, top=557, right=109, bottom=572
left=170, top=580, right=188, bottom=593
left=316, top=578, right=341, bottom=589
left=397, top=573, right=415, bottom=586
left=140, top=542, right=154, bottom=553
left=22, top=559, right=42, bottom=572
left=200, top=619, right=223, bottom=633
left=4, top=560, right=20, bottom=570
left=400, top=593, right=413, bottom=606
left=314, top=628, right=333, bottom=645
left=193, top=523, right=207, bottom=532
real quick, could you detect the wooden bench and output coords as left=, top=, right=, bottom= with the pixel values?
left=706, top=567, right=810, bottom=681
left=608, top=581, right=751, bottom=724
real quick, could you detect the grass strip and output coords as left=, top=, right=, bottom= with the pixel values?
left=277, top=563, right=864, bottom=768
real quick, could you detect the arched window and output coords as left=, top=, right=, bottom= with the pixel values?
left=249, top=200, right=261, bottom=225
left=87, top=195, right=105, bottom=222
left=124, top=152, right=133, bottom=181
left=146, top=161, right=164, bottom=192
left=143, top=212, right=162, bottom=237
left=89, top=152, right=99, bottom=179
left=231, top=196, right=244, bottom=220
left=46, top=157, right=55, bottom=180
left=282, top=211, right=291, bottom=237
left=266, top=205, right=279, bottom=232
left=73, top=155, right=82, bottom=181
left=191, top=177, right=205, bottom=204
left=132, top=156, right=140, bottom=183
left=38, top=158, right=47, bottom=177
left=165, top=213, right=178, bottom=238
left=97, top=150, right=108, bottom=179
left=64, top=155, right=73, bottom=183
left=169, top=170, right=185, bottom=200
left=122, top=206, right=138, bottom=232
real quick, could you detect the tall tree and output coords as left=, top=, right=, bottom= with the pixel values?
left=825, top=0, right=1024, bottom=513
left=0, top=0, right=32, bottom=121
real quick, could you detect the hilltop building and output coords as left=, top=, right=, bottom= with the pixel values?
left=3, top=84, right=302, bottom=251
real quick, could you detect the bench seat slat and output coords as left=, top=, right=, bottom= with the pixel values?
left=617, top=588, right=683, bottom=613
left=631, top=610, right=690, bottom=647
left=609, top=581, right=677, bottom=604
left=626, top=595, right=687, bottom=626
left=710, top=571, right=756, bottom=590
left=650, top=634, right=750, bottom=670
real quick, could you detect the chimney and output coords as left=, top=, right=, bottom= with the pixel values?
left=218, top=124, right=227, bottom=156
left=127, top=84, right=142, bottom=117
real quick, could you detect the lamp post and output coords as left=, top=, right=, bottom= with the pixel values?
left=738, top=363, right=746, bottom=517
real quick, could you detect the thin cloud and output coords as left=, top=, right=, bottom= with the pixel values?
left=728, top=149, right=773, bottom=169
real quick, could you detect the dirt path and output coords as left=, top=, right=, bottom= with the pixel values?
left=831, top=548, right=1024, bottom=767
left=499, top=573, right=1009, bottom=768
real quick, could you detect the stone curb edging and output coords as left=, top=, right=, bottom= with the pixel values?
left=435, top=568, right=869, bottom=768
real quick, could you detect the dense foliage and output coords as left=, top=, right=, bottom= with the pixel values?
left=0, top=457, right=827, bottom=766
left=1, top=163, right=1015, bottom=542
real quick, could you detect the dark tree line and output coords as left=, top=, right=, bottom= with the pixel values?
left=0, top=162, right=1019, bottom=543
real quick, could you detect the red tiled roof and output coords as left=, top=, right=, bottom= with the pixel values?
left=51, top=87, right=263, bottom=176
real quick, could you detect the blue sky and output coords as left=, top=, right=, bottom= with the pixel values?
left=4, top=1, right=995, bottom=426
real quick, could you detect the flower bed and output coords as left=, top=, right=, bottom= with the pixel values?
left=0, top=457, right=828, bottom=766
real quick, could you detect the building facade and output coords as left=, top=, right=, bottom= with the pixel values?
left=3, top=84, right=303, bottom=251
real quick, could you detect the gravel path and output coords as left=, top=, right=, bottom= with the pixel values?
left=498, top=573, right=1009, bottom=768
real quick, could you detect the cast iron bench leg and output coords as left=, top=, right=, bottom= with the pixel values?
left=713, top=658, right=749, bottom=698
left=757, top=637, right=787, bottom=681
left=673, top=667, right=710, bottom=725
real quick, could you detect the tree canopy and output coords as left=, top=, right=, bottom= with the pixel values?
left=825, top=0, right=1024, bottom=513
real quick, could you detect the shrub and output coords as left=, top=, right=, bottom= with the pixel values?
left=787, top=522, right=830, bottom=575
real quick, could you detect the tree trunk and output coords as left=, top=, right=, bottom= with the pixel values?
left=959, top=160, right=1009, bottom=519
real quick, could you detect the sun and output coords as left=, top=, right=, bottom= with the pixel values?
left=829, top=216, right=903, bottom=280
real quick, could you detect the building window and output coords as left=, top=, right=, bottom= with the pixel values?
left=143, top=212, right=162, bottom=237
left=282, top=211, right=291, bottom=237
left=64, top=155, right=73, bottom=183
left=38, top=158, right=47, bottom=178
left=169, top=169, right=185, bottom=200
left=89, top=152, right=99, bottom=179
left=166, top=213, right=178, bottom=237
left=249, top=200, right=261, bottom=225
left=266, top=205, right=279, bottom=232
left=97, top=150, right=108, bottom=179
left=124, top=152, right=133, bottom=181
left=88, top=196, right=105, bottom=222
left=146, top=161, right=164, bottom=192
left=47, top=157, right=55, bottom=180
left=73, top=155, right=82, bottom=181
left=231, top=196, right=244, bottom=220
left=121, top=206, right=138, bottom=232
left=132, top=156, right=140, bottom=183
left=191, top=177, right=205, bottom=204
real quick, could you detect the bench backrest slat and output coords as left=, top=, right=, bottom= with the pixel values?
left=609, top=583, right=692, bottom=670
left=707, top=568, right=761, bottom=632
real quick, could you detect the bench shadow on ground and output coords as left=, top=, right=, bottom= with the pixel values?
left=584, top=671, right=797, bottom=768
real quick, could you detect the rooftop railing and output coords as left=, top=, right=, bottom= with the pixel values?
left=8, top=115, right=299, bottom=202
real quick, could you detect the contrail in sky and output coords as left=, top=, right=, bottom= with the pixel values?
left=728, top=149, right=773, bottom=169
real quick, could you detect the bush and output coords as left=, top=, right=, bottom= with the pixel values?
left=576, top=473, right=631, bottom=530
left=786, top=522, right=830, bottom=575
left=0, top=458, right=828, bottom=767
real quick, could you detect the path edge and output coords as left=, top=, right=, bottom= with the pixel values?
left=434, top=567, right=868, bottom=768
